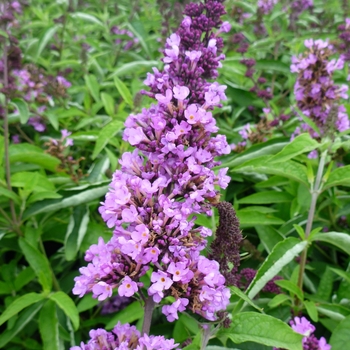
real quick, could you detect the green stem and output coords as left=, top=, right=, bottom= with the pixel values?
left=297, top=150, right=327, bottom=296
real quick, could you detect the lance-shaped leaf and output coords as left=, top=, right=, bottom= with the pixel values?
left=268, top=133, right=319, bottom=164
left=49, top=291, right=79, bottom=330
left=0, top=293, right=45, bottom=326
left=10, top=98, right=30, bottom=124
left=64, top=205, right=90, bottom=261
left=330, top=315, right=350, bottom=349
left=39, top=300, right=59, bottom=350
left=247, top=238, right=307, bottom=300
left=0, top=301, right=44, bottom=347
left=19, top=238, right=53, bottom=292
left=218, top=312, right=303, bottom=350
left=323, top=165, right=350, bottom=190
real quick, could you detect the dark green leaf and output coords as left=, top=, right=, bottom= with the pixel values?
left=92, top=120, right=124, bottom=159
left=105, top=301, right=144, bottom=330
left=268, top=294, right=291, bottom=308
left=114, top=76, right=134, bottom=108
left=9, top=144, right=60, bottom=172
left=65, top=205, right=90, bottom=261
left=274, top=280, right=303, bottom=301
left=85, top=74, right=100, bottom=102
left=10, top=98, right=30, bottom=124
left=323, top=165, right=350, bottom=190
left=18, top=238, right=52, bottom=292
left=311, top=231, right=350, bottom=255
left=247, top=238, right=307, bottom=299
left=238, top=191, right=293, bottom=204
left=269, top=134, right=319, bottom=164
left=0, top=293, right=45, bottom=326
left=23, top=183, right=109, bottom=219
left=0, top=301, right=44, bottom=348
left=304, top=300, right=318, bottom=322
left=330, top=315, right=350, bottom=349
left=218, top=312, right=303, bottom=350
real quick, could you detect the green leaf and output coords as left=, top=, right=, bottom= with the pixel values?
left=77, top=294, right=99, bottom=313
left=14, top=267, right=36, bottom=291
left=238, top=191, right=293, bottom=204
left=114, top=76, right=134, bottom=108
left=106, top=301, right=144, bottom=330
left=70, top=12, right=104, bottom=26
left=256, top=225, right=285, bottom=253
left=9, top=143, right=60, bottom=172
left=23, top=183, right=109, bottom=219
left=255, top=60, right=290, bottom=74
left=18, top=238, right=52, bottom=292
left=39, top=300, right=59, bottom=350
left=323, top=165, right=350, bottom=190
left=0, top=293, right=45, bottom=326
left=101, top=92, right=115, bottom=117
left=247, top=238, right=308, bottom=299
left=269, top=134, right=319, bottom=164
left=315, top=266, right=334, bottom=301
left=65, top=205, right=90, bottom=261
left=222, top=138, right=288, bottom=168
left=0, top=301, right=44, bottom=348
left=304, top=300, right=318, bottom=322
left=10, top=98, right=30, bottom=124
left=0, top=187, right=21, bottom=205
left=12, top=172, right=56, bottom=193
left=27, top=191, right=62, bottom=204
left=49, top=291, right=79, bottom=331
left=237, top=210, right=285, bottom=226
left=36, top=26, right=58, bottom=59
left=85, top=74, right=100, bottom=102
left=92, top=120, right=124, bottom=159
left=46, top=111, right=59, bottom=130
left=268, top=294, right=291, bottom=308
left=230, top=286, right=263, bottom=312
left=274, top=280, right=303, bottom=301
left=218, top=312, right=303, bottom=350
left=234, top=157, right=309, bottom=186
left=311, top=231, right=350, bottom=255
left=330, top=315, right=350, bottom=349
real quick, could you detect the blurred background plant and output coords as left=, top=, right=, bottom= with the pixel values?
left=0, top=0, right=350, bottom=349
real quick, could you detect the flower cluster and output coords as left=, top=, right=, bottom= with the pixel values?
left=337, top=18, right=350, bottom=76
left=71, top=322, right=179, bottom=350
left=73, top=0, right=233, bottom=325
left=45, top=129, right=85, bottom=182
left=257, top=0, right=277, bottom=15
left=274, top=317, right=331, bottom=350
left=0, top=1, right=21, bottom=25
left=111, top=26, right=139, bottom=51
left=291, top=39, right=349, bottom=138
left=238, top=268, right=281, bottom=294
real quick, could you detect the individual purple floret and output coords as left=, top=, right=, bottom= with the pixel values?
left=71, top=322, right=179, bottom=350
left=274, top=317, right=331, bottom=350
left=73, top=0, right=233, bottom=325
left=291, top=39, right=350, bottom=138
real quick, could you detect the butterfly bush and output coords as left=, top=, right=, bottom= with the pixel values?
left=72, top=0, right=232, bottom=347
left=291, top=39, right=350, bottom=139
left=274, top=317, right=331, bottom=350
